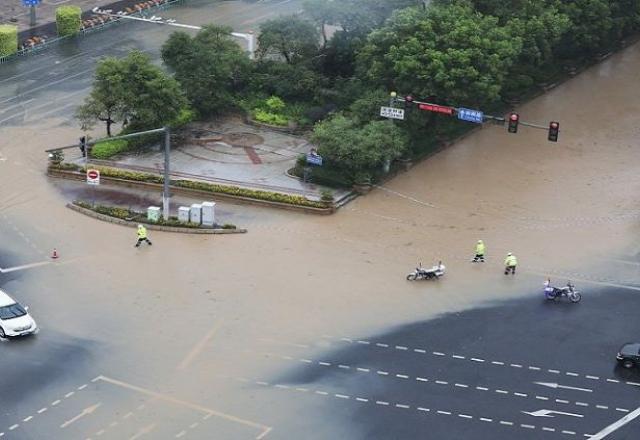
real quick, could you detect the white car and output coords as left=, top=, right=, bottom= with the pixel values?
left=0, top=289, right=37, bottom=338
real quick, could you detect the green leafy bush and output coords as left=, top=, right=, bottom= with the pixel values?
left=0, top=25, right=18, bottom=57
left=254, top=109, right=288, bottom=126
left=91, top=139, right=130, bottom=159
left=56, top=6, right=81, bottom=37
left=222, top=223, right=237, bottom=229
left=170, top=107, right=195, bottom=129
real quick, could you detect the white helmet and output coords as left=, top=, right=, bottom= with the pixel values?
left=138, top=224, right=143, bottom=228
left=507, top=252, right=512, bottom=256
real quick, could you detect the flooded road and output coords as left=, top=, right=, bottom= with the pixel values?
left=1, top=4, right=640, bottom=438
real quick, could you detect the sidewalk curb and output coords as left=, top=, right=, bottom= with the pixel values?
left=49, top=168, right=336, bottom=215
left=66, top=203, right=247, bottom=234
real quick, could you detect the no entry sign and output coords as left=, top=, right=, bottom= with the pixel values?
left=86, top=169, right=100, bottom=185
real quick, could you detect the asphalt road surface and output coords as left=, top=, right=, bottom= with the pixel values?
left=2, top=1, right=640, bottom=439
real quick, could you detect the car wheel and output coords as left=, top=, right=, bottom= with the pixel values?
left=623, top=359, right=635, bottom=369
left=0, top=327, right=5, bottom=338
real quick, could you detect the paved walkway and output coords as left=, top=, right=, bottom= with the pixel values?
left=73, top=118, right=353, bottom=202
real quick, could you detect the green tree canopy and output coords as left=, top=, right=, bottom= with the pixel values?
left=311, top=114, right=408, bottom=177
left=357, top=3, right=522, bottom=106
left=256, top=16, right=320, bottom=64
left=76, top=51, right=186, bottom=136
left=161, top=25, right=251, bottom=116
left=557, top=0, right=613, bottom=56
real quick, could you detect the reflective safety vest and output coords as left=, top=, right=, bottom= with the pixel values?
left=137, top=227, right=147, bottom=239
left=504, top=255, right=518, bottom=267
left=476, top=242, right=485, bottom=255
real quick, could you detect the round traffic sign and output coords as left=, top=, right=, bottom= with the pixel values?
left=87, top=170, right=99, bottom=179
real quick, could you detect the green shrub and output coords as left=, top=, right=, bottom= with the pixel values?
left=170, top=107, right=195, bottom=129
left=91, top=139, right=130, bottom=159
left=264, top=96, right=285, bottom=112
left=254, top=109, right=288, bottom=126
left=0, top=25, right=18, bottom=57
left=56, top=6, right=82, bottom=37
left=222, top=223, right=237, bottom=229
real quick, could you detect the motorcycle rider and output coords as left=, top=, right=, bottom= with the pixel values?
left=504, top=253, right=517, bottom=275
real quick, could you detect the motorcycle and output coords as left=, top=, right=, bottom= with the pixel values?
left=544, top=279, right=581, bottom=303
left=407, top=261, right=446, bottom=281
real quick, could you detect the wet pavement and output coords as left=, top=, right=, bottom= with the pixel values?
left=1, top=1, right=640, bottom=439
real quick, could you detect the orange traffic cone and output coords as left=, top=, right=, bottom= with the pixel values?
left=51, top=248, right=59, bottom=259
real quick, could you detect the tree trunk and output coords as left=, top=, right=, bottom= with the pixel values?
left=106, top=119, right=112, bottom=137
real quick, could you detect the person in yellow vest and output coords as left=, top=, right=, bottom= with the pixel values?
left=504, top=252, right=517, bottom=275
left=135, top=224, right=152, bottom=248
left=472, top=239, right=485, bottom=262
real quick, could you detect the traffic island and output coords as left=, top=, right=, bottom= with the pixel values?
left=67, top=201, right=246, bottom=234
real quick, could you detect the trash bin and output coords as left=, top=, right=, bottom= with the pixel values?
left=147, top=206, right=161, bottom=222
left=201, top=202, right=216, bottom=227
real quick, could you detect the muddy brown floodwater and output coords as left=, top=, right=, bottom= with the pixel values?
left=1, top=41, right=640, bottom=439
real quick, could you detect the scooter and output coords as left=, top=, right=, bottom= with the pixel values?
left=407, top=261, right=446, bottom=281
left=544, top=279, right=581, bottom=303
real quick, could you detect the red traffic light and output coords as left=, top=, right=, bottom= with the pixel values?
left=548, top=121, right=560, bottom=142
left=507, top=112, right=519, bottom=133
left=405, top=95, right=414, bottom=103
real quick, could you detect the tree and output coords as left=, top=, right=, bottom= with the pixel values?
left=75, top=57, right=127, bottom=136
left=557, top=0, right=613, bottom=56
left=256, top=16, right=320, bottom=64
left=357, top=4, right=522, bottom=107
left=311, top=114, right=407, bottom=177
left=162, top=25, right=251, bottom=116
left=76, top=51, right=188, bottom=135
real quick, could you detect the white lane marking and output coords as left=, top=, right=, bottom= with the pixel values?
left=37, top=408, right=47, bottom=414
left=433, top=351, right=445, bottom=356
left=376, top=343, right=388, bottom=348
left=338, top=365, right=350, bottom=369
left=22, top=416, right=32, bottom=422
left=377, top=371, right=389, bottom=376
left=65, top=392, right=75, bottom=398
left=395, top=345, right=408, bottom=350
left=500, top=421, right=514, bottom=426
left=576, top=402, right=589, bottom=407
left=471, top=358, right=485, bottom=363
left=561, top=430, right=576, bottom=435
left=542, top=427, right=555, bottom=432
left=556, top=399, right=569, bottom=404
left=274, top=384, right=289, bottom=389
left=626, top=381, right=640, bottom=387
left=452, top=355, right=465, bottom=359
left=51, top=400, right=61, bottom=406
left=60, top=403, right=101, bottom=428
left=417, top=407, right=430, bottom=412
left=0, top=261, right=51, bottom=274
left=396, top=374, right=409, bottom=379
left=335, top=394, right=349, bottom=399
left=459, top=414, right=472, bottom=419
left=476, top=386, right=489, bottom=391
left=315, top=391, right=328, bottom=395
left=8, top=425, right=18, bottom=431
left=492, top=361, right=505, bottom=366
left=528, top=366, right=541, bottom=371
left=616, top=408, right=630, bottom=413
left=523, top=409, right=583, bottom=418
left=455, top=383, right=469, bottom=388
left=549, top=369, right=561, bottom=374
left=480, top=417, right=492, bottom=422
left=607, top=379, right=619, bottom=383
left=319, top=362, right=331, bottom=366
left=566, top=372, right=579, bottom=377
left=510, top=364, right=523, bottom=368
left=175, top=431, right=186, bottom=438
left=357, top=368, right=370, bottom=372
left=295, top=387, right=308, bottom=392
left=300, top=359, right=312, bottom=363
left=376, top=401, right=389, bottom=406
left=495, top=390, right=508, bottom=394
left=416, top=377, right=428, bottom=382
left=514, top=393, right=528, bottom=397
left=395, top=404, right=410, bottom=409
left=356, top=398, right=368, bottom=402
left=521, top=424, right=535, bottom=429
left=414, top=349, right=426, bottom=353
left=586, top=375, right=600, bottom=380
left=78, top=384, right=88, bottom=390
left=437, top=411, right=451, bottom=415
left=435, top=380, right=448, bottom=385
left=596, top=405, right=608, bottom=410
left=357, top=340, right=369, bottom=345
left=588, top=406, right=640, bottom=439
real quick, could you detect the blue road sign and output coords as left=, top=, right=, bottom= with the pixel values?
left=22, top=0, right=41, bottom=6
left=306, top=153, right=323, bottom=166
left=457, top=108, right=484, bottom=124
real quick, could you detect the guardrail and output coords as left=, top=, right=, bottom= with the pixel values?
left=0, top=0, right=186, bottom=65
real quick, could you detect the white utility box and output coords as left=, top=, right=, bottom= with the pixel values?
left=147, top=206, right=161, bottom=222
left=189, top=203, right=202, bottom=224
left=201, top=201, right=216, bottom=227
left=178, top=206, right=190, bottom=223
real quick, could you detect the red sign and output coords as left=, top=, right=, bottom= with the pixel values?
left=86, top=169, right=100, bottom=185
left=418, top=103, right=454, bottom=115
left=87, top=170, right=98, bottom=179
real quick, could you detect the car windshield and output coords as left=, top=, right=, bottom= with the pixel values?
left=0, top=303, right=27, bottom=320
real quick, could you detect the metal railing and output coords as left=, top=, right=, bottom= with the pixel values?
left=0, top=0, right=186, bottom=65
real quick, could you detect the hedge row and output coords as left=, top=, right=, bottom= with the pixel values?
left=56, top=6, right=82, bottom=37
left=91, top=139, right=130, bottom=159
left=51, top=163, right=327, bottom=209
left=0, top=25, right=17, bottom=57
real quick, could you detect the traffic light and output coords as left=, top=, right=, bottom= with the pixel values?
left=548, top=121, right=560, bottom=142
left=404, top=95, right=414, bottom=109
left=507, top=113, right=519, bottom=133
